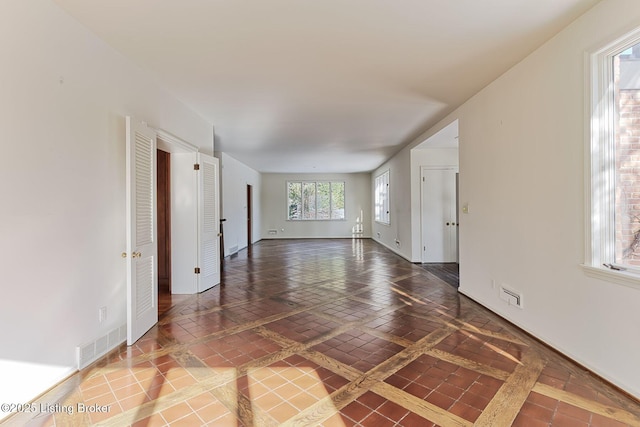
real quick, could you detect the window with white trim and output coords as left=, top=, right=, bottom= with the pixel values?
left=374, top=170, right=390, bottom=225
left=287, top=181, right=345, bottom=220
left=588, top=29, right=640, bottom=276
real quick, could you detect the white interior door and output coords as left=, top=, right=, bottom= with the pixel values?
left=421, top=168, right=458, bottom=263
left=169, top=151, right=199, bottom=294
left=126, top=117, right=158, bottom=345
left=198, top=153, right=220, bottom=292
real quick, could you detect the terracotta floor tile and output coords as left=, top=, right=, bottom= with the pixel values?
left=274, top=383, right=304, bottom=401
left=79, top=382, right=112, bottom=400
left=377, top=401, right=410, bottom=422
left=87, top=403, right=122, bottom=424
left=551, top=412, right=590, bottom=427
left=195, top=401, right=232, bottom=423
left=519, top=401, right=554, bottom=423
left=321, top=412, right=352, bottom=426
left=161, top=402, right=193, bottom=424
left=6, top=240, right=640, bottom=427
left=170, top=412, right=205, bottom=426
left=118, top=391, right=150, bottom=412
left=131, top=413, right=167, bottom=427
left=360, top=411, right=395, bottom=427
left=512, top=413, right=551, bottom=427
left=400, top=412, right=436, bottom=426
left=449, top=401, right=482, bottom=422
left=425, top=391, right=456, bottom=410
left=203, top=412, right=241, bottom=426
left=112, top=383, right=145, bottom=401
left=288, top=391, right=321, bottom=411
left=254, top=392, right=285, bottom=412
left=590, top=413, right=631, bottom=427
left=269, top=401, right=299, bottom=423
left=79, top=374, right=107, bottom=391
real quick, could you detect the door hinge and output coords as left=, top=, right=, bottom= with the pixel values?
left=194, top=267, right=201, bottom=274
left=194, top=163, right=200, bottom=170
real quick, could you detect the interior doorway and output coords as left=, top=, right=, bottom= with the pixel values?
left=412, top=119, right=460, bottom=266
left=247, top=184, right=253, bottom=247
left=157, top=149, right=172, bottom=315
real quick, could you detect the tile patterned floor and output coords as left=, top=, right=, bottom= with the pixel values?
left=5, top=239, right=640, bottom=426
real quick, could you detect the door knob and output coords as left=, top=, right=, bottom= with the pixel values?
left=121, top=252, right=127, bottom=258
left=132, top=251, right=142, bottom=258
left=446, top=222, right=450, bottom=226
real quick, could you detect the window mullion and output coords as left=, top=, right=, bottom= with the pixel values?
left=329, top=182, right=333, bottom=220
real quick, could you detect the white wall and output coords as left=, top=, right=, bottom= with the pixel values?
left=371, top=148, right=458, bottom=262
left=216, top=152, right=262, bottom=255
left=372, top=149, right=413, bottom=259
left=0, top=0, right=213, bottom=411
left=382, top=0, right=640, bottom=398
left=262, top=173, right=371, bottom=239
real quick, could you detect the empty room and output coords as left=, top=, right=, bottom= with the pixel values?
left=2, top=0, right=640, bottom=426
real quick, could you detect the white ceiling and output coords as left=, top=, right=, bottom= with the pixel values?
left=53, top=0, right=600, bottom=173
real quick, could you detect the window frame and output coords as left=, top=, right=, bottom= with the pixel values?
left=286, top=180, right=346, bottom=221
left=584, top=27, right=640, bottom=289
left=374, top=170, right=390, bottom=225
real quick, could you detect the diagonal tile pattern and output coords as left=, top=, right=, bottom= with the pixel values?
left=5, top=239, right=640, bottom=426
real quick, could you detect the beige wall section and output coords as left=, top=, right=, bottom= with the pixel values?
left=261, top=173, right=371, bottom=239
left=380, top=0, right=640, bottom=398
left=216, top=152, right=262, bottom=256
left=371, top=148, right=413, bottom=259
left=0, top=0, right=213, bottom=412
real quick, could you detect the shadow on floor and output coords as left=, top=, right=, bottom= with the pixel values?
left=418, top=262, right=459, bottom=288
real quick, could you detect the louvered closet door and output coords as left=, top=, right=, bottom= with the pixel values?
left=126, top=117, right=158, bottom=345
left=198, top=153, right=220, bottom=292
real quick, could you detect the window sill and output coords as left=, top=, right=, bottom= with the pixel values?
left=581, top=264, right=640, bottom=290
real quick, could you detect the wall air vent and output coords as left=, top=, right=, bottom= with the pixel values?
left=77, top=324, right=127, bottom=369
left=499, top=286, right=523, bottom=309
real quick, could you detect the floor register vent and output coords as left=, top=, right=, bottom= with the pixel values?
left=499, top=286, right=523, bottom=308
left=77, top=324, right=127, bottom=370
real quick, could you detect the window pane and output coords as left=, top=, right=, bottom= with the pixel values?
left=303, top=182, right=316, bottom=219
left=317, top=182, right=330, bottom=219
left=331, top=182, right=345, bottom=219
left=288, top=182, right=302, bottom=220
left=375, top=171, right=389, bottom=224
left=614, top=41, right=640, bottom=266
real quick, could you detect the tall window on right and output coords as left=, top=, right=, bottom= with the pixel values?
left=374, top=170, right=390, bottom=225
left=588, top=31, right=640, bottom=277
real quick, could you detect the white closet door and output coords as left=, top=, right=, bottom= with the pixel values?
left=197, top=153, right=220, bottom=292
left=126, top=117, right=158, bottom=345
left=421, top=168, right=458, bottom=263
